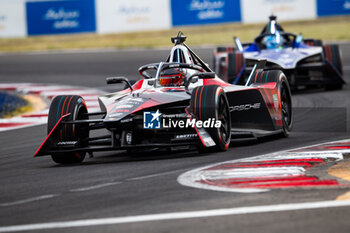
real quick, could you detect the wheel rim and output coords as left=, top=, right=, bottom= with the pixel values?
left=217, top=95, right=231, bottom=144
left=281, top=86, right=291, bottom=128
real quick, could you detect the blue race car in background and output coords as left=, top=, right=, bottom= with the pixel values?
left=214, top=15, right=345, bottom=90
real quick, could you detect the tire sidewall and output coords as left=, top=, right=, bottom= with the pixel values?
left=191, top=85, right=231, bottom=152
left=48, top=95, right=88, bottom=164
left=278, top=74, right=293, bottom=136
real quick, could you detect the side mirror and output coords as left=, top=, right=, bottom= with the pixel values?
left=190, top=77, right=198, bottom=83
left=106, top=76, right=133, bottom=91
left=185, top=72, right=215, bottom=90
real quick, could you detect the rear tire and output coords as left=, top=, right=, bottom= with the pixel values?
left=323, top=44, right=344, bottom=90
left=227, top=52, right=244, bottom=84
left=304, top=39, right=323, bottom=47
left=48, top=95, right=88, bottom=164
left=190, top=85, right=231, bottom=152
left=247, top=70, right=281, bottom=86
left=215, top=46, right=230, bottom=53
left=280, top=82, right=292, bottom=137
left=248, top=70, right=292, bottom=137
left=213, top=47, right=237, bottom=82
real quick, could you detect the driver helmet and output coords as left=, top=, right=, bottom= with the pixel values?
left=263, top=30, right=283, bottom=49
left=159, top=68, right=186, bottom=87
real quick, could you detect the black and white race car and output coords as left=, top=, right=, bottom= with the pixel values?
left=35, top=32, right=293, bottom=164
left=214, top=15, right=345, bottom=90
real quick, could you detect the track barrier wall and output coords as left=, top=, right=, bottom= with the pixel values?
left=171, top=0, right=241, bottom=26
left=96, top=0, right=171, bottom=34
left=26, top=0, right=96, bottom=36
left=0, top=0, right=349, bottom=38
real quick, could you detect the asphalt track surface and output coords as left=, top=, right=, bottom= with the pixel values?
left=1, top=44, right=350, bottom=233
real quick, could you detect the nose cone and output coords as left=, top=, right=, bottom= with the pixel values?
left=104, top=96, right=147, bottom=121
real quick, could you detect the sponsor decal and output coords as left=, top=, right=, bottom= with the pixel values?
left=0, top=1, right=27, bottom=37
left=125, top=132, right=132, bottom=144
left=120, top=118, right=133, bottom=123
left=189, top=0, right=225, bottom=20
left=44, top=7, right=80, bottom=29
left=143, top=110, right=221, bottom=129
left=241, top=0, right=316, bottom=23
left=117, top=4, right=151, bottom=24
left=117, top=109, right=130, bottom=113
left=118, top=5, right=150, bottom=15
left=272, top=94, right=279, bottom=110
left=115, top=105, right=134, bottom=109
left=171, top=0, right=241, bottom=26
left=96, top=0, right=171, bottom=33
left=175, top=134, right=198, bottom=139
left=26, top=0, right=96, bottom=35
left=57, top=141, right=77, bottom=146
left=345, top=0, right=350, bottom=9
left=163, top=118, right=221, bottom=129
left=279, top=53, right=294, bottom=64
left=162, top=113, right=188, bottom=118
left=108, top=113, right=123, bottom=118
left=317, top=0, right=350, bottom=16
left=118, top=98, right=144, bottom=105
left=230, top=103, right=261, bottom=111
left=143, top=110, right=161, bottom=129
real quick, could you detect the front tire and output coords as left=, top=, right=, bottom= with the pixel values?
left=48, top=95, right=88, bottom=164
left=191, top=85, right=231, bottom=152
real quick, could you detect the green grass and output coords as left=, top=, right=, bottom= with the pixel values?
left=0, top=16, right=349, bottom=52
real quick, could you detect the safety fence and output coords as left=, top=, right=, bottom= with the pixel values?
left=0, top=0, right=349, bottom=38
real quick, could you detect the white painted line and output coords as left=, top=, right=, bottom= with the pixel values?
left=40, top=90, right=99, bottom=97
left=17, top=85, right=73, bottom=93
left=70, top=182, right=122, bottom=192
left=0, top=122, right=46, bottom=132
left=0, top=194, right=58, bottom=207
left=1, top=200, right=350, bottom=232
left=200, top=167, right=306, bottom=179
left=0, top=117, right=47, bottom=123
left=179, top=170, right=268, bottom=193
left=127, top=169, right=186, bottom=181
left=255, top=152, right=344, bottom=161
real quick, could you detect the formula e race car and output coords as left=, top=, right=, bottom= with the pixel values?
left=213, top=15, right=345, bottom=90
left=35, top=32, right=292, bottom=164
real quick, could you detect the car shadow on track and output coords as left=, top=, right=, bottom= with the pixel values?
left=45, top=135, right=286, bottom=167
left=55, top=149, right=203, bottom=167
